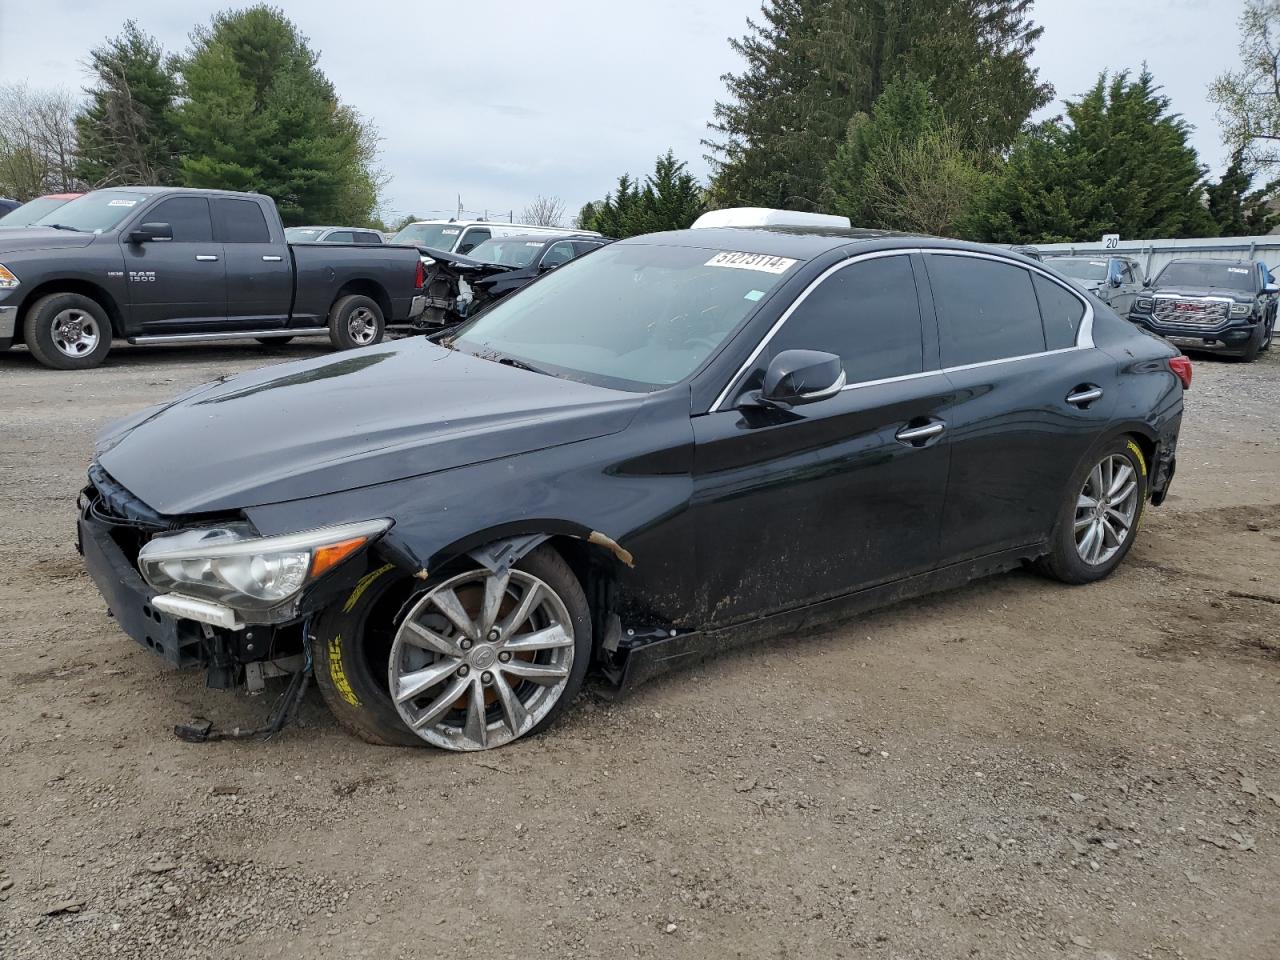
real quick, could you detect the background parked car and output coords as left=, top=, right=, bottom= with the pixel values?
left=0, top=198, right=18, bottom=216
left=0, top=192, right=83, bottom=227
left=1128, top=257, right=1277, bottom=361
left=284, top=225, right=385, bottom=244
left=413, top=233, right=610, bottom=328
left=1046, top=255, right=1145, bottom=314
left=390, top=219, right=600, bottom=256
left=0, top=187, right=426, bottom=369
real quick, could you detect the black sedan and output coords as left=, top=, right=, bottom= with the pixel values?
left=78, top=221, right=1188, bottom=751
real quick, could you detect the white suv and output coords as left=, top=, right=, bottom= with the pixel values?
left=389, top=219, right=599, bottom=255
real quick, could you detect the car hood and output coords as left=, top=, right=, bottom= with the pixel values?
left=95, top=339, right=645, bottom=516
left=0, top=228, right=97, bottom=253
left=1150, top=285, right=1252, bottom=302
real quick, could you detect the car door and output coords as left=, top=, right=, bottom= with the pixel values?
left=213, top=197, right=294, bottom=329
left=924, top=252, right=1118, bottom=562
left=121, top=196, right=226, bottom=331
left=1109, top=258, right=1141, bottom=315
left=691, top=251, right=953, bottom=626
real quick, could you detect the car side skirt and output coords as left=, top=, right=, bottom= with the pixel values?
left=613, top=542, right=1046, bottom=693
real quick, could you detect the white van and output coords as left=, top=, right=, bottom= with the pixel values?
left=389, top=219, right=599, bottom=255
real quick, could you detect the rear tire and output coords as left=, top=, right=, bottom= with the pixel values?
left=1036, top=437, right=1148, bottom=585
left=327, top=295, right=385, bottom=351
left=23, top=293, right=113, bottom=370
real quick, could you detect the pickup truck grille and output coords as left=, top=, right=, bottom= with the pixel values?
left=1151, top=297, right=1231, bottom=330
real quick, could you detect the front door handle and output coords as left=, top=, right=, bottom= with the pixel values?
left=895, top=421, right=945, bottom=445
left=195, top=254, right=219, bottom=262
left=1066, top=386, right=1103, bottom=406
left=262, top=255, right=283, bottom=262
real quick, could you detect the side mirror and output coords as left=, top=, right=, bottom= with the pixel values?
left=755, top=349, right=846, bottom=407
left=1142, top=277, right=1153, bottom=288
left=539, top=259, right=564, bottom=272
left=128, top=222, right=172, bottom=244
left=1265, top=282, right=1279, bottom=295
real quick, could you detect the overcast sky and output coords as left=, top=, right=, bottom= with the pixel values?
left=0, top=0, right=1248, bottom=224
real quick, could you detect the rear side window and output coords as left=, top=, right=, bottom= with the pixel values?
left=212, top=198, right=271, bottom=243
left=326, top=231, right=354, bottom=243
left=356, top=231, right=382, bottom=244
left=146, top=197, right=212, bottom=242
left=457, top=228, right=491, bottom=254
left=1032, top=274, right=1086, bottom=350
left=769, top=254, right=923, bottom=384
left=928, top=255, right=1045, bottom=366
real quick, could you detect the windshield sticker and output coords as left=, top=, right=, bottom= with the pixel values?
left=525, top=241, right=544, bottom=247
left=107, top=199, right=138, bottom=207
left=441, top=228, right=459, bottom=235
left=705, top=251, right=797, bottom=274
left=1090, top=260, right=1107, bottom=266
left=744, top=289, right=765, bottom=301
left=1227, top=267, right=1249, bottom=274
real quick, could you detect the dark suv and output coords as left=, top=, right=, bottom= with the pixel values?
left=1129, top=258, right=1277, bottom=361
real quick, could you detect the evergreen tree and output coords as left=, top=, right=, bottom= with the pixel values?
left=581, top=152, right=706, bottom=238
left=1206, top=147, right=1279, bottom=236
left=74, top=21, right=182, bottom=187
left=174, top=5, right=381, bottom=225
left=967, top=70, right=1217, bottom=243
left=704, top=0, right=1051, bottom=209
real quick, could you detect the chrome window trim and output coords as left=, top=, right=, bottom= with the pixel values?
left=709, top=246, right=1096, bottom=413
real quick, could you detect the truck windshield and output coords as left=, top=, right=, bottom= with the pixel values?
left=391, top=223, right=462, bottom=250
left=0, top=196, right=72, bottom=227
left=452, top=243, right=797, bottom=391
left=466, top=238, right=541, bottom=267
left=33, top=190, right=149, bottom=233
left=1048, top=258, right=1108, bottom=282
left=1155, top=261, right=1255, bottom=292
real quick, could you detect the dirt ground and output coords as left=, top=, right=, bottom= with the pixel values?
left=0, top=338, right=1277, bottom=960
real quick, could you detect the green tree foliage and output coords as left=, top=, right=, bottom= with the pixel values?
left=967, top=70, right=1217, bottom=243
left=704, top=0, right=1051, bottom=209
left=1206, top=147, right=1279, bottom=236
left=1211, top=0, right=1280, bottom=171
left=826, top=75, right=986, bottom=235
left=174, top=5, right=382, bottom=225
left=74, top=21, right=182, bottom=187
left=580, top=151, right=706, bottom=237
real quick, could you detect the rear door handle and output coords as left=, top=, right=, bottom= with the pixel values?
left=195, top=254, right=219, bottom=262
left=1066, top=386, right=1103, bottom=406
left=895, top=421, right=945, bottom=444
left=262, top=255, right=283, bottom=262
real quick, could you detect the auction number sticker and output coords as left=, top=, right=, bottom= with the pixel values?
left=107, top=199, right=138, bottom=207
left=1227, top=267, right=1249, bottom=274
left=705, top=251, right=797, bottom=274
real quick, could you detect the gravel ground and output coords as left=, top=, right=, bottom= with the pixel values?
left=0, top=339, right=1278, bottom=960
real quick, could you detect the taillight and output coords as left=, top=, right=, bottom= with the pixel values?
left=414, top=258, right=425, bottom=289
left=1168, top=355, right=1192, bottom=390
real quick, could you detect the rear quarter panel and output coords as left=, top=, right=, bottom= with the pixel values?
left=289, top=244, right=421, bottom=322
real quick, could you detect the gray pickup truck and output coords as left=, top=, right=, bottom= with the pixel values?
left=0, top=187, right=425, bottom=369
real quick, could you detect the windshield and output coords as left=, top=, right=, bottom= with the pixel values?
left=1155, top=261, right=1255, bottom=292
left=466, top=238, right=542, bottom=267
left=391, top=223, right=463, bottom=250
left=0, top=196, right=72, bottom=227
left=1047, top=258, right=1109, bottom=282
left=452, top=243, right=797, bottom=390
left=32, top=190, right=149, bottom=233
left=285, top=227, right=326, bottom=242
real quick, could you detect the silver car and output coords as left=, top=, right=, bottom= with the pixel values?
left=1045, top=256, right=1145, bottom=315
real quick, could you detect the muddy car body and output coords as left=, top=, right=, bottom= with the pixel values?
left=79, top=219, right=1187, bottom=751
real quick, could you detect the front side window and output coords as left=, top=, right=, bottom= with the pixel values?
left=212, top=198, right=270, bottom=243
left=1033, top=274, right=1086, bottom=350
left=767, top=255, right=923, bottom=384
left=540, top=240, right=577, bottom=268
left=928, top=255, right=1046, bottom=366
left=145, top=197, right=213, bottom=242
left=452, top=243, right=796, bottom=390
left=33, top=190, right=149, bottom=234
left=457, top=228, right=491, bottom=254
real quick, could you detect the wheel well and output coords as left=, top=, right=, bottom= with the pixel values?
left=334, top=279, right=392, bottom=321
left=1124, top=431, right=1156, bottom=476
left=16, top=280, right=125, bottom=341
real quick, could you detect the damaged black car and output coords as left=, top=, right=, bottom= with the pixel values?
left=78, top=215, right=1188, bottom=751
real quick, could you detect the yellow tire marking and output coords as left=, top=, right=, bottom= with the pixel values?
left=327, top=633, right=361, bottom=707
left=1126, top=440, right=1148, bottom=477
left=342, top=563, right=395, bottom=614
left=1126, top=440, right=1148, bottom=531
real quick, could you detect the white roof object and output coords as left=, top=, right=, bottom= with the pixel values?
left=691, top=207, right=852, bottom=230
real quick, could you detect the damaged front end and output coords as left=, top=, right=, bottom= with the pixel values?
left=412, top=247, right=514, bottom=329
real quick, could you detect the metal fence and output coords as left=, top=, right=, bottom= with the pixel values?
left=1031, top=235, right=1280, bottom=277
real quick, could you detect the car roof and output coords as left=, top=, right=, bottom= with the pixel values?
left=1165, top=258, right=1254, bottom=267
left=477, top=233, right=598, bottom=245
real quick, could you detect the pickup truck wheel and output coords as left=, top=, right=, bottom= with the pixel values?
left=1237, top=327, right=1263, bottom=363
left=23, top=293, right=113, bottom=370
left=311, top=546, right=591, bottom=750
left=328, top=295, right=385, bottom=350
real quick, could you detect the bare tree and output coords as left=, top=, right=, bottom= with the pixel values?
left=1212, top=0, right=1280, bottom=170
left=521, top=194, right=565, bottom=227
left=0, top=84, right=81, bottom=199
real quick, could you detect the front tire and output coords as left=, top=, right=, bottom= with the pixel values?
left=23, top=293, right=113, bottom=370
left=327, top=295, right=385, bottom=350
left=312, top=546, right=591, bottom=750
left=1037, top=438, right=1147, bottom=584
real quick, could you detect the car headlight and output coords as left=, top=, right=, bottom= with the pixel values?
left=138, top=518, right=391, bottom=613
left=0, top=263, right=19, bottom=289
left=1229, top=302, right=1252, bottom=317
left=1134, top=297, right=1153, bottom=312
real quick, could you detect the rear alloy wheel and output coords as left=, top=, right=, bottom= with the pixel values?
left=388, top=561, right=586, bottom=751
left=1037, top=438, right=1148, bottom=584
left=327, top=294, right=385, bottom=350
